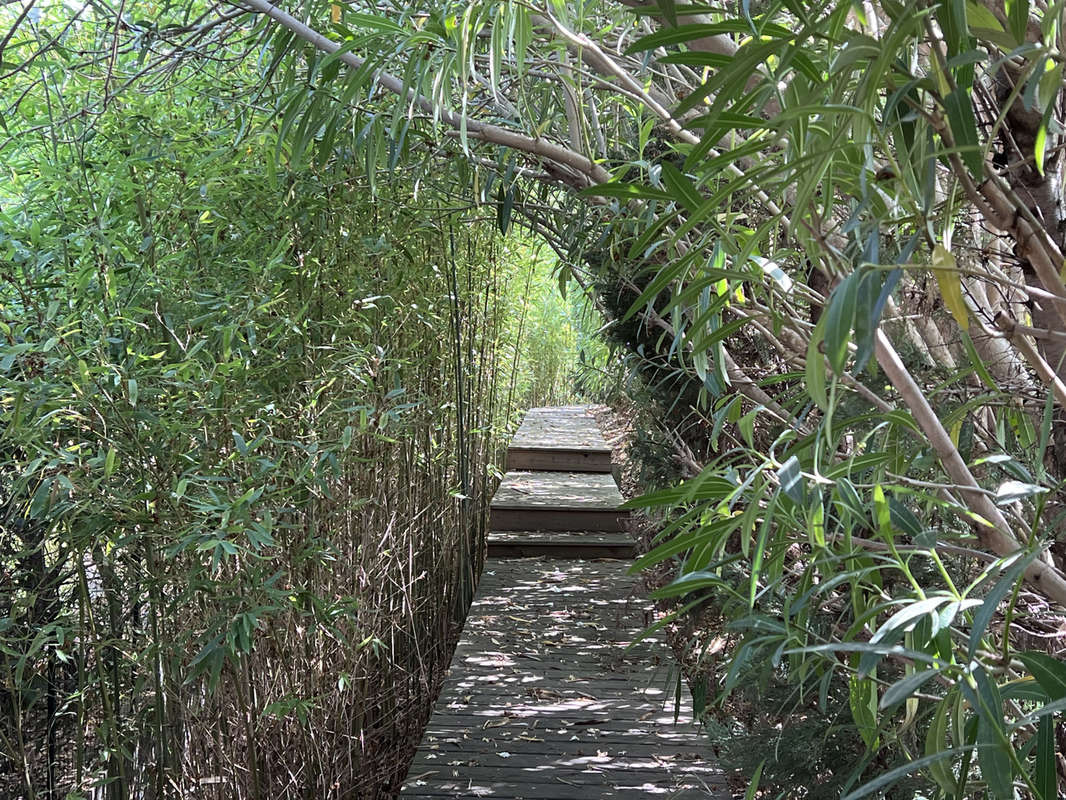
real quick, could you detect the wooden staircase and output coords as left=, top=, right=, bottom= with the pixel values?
left=400, top=406, right=724, bottom=798
left=488, top=406, right=634, bottom=558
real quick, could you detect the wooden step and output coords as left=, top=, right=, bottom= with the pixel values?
left=487, top=530, right=636, bottom=559
left=506, top=406, right=613, bottom=473
left=489, top=471, right=628, bottom=532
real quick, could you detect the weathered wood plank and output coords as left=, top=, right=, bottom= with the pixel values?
left=506, top=447, right=614, bottom=473
left=506, top=406, right=614, bottom=473
left=489, top=508, right=626, bottom=532
left=490, top=472, right=628, bottom=532
left=401, top=559, right=724, bottom=799
left=491, top=472, right=624, bottom=510
left=405, top=784, right=727, bottom=799
left=509, top=406, right=612, bottom=452
left=487, top=530, right=635, bottom=558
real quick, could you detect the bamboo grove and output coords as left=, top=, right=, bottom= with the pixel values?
left=0, top=17, right=587, bottom=797
left=5, top=0, right=1066, bottom=797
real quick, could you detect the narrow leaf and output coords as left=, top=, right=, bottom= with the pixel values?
left=824, top=271, right=858, bottom=374
left=1017, top=651, right=1066, bottom=700
left=967, top=551, right=1037, bottom=661
left=973, top=667, right=1013, bottom=799
left=932, top=244, right=970, bottom=331
left=943, top=88, right=983, bottom=177
left=778, top=455, right=805, bottom=505
left=1035, top=714, right=1057, bottom=800
left=880, top=667, right=938, bottom=709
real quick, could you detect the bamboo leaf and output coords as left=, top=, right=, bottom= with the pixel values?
left=1005, top=0, right=1030, bottom=45
left=1017, top=651, right=1066, bottom=699
left=995, top=479, right=1048, bottom=504
left=924, top=698, right=957, bottom=794
left=967, top=551, right=1038, bottom=661
left=842, top=747, right=969, bottom=799
left=931, top=244, right=970, bottom=331
left=778, top=456, right=805, bottom=505
left=849, top=674, right=880, bottom=749
left=824, top=271, right=858, bottom=374
left=659, top=162, right=703, bottom=213
left=880, top=667, right=938, bottom=709
left=580, top=181, right=674, bottom=203
left=972, top=667, right=1013, bottom=799
left=806, top=313, right=828, bottom=410
left=1035, top=715, right=1057, bottom=800
left=942, top=88, right=983, bottom=177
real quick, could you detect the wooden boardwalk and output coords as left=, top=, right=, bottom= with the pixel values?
left=401, top=407, right=724, bottom=798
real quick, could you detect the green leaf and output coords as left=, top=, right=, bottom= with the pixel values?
left=808, top=491, right=826, bottom=548
left=104, top=447, right=117, bottom=478
left=880, top=667, right=938, bottom=709
left=497, top=184, right=514, bottom=234
left=871, top=596, right=960, bottom=645
left=842, top=748, right=969, bottom=800
left=967, top=551, right=1037, bottom=661
left=942, top=88, right=983, bottom=177
left=849, top=674, right=880, bottom=749
left=580, top=181, right=674, bottom=203
left=1005, top=0, right=1030, bottom=44
left=1035, top=119, right=1048, bottom=176
left=924, top=698, right=957, bottom=794
left=745, top=760, right=765, bottom=800
left=657, top=51, right=733, bottom=68
left=1034, top=65, right=1061, bottom=176
left=973, top=667, right=1013, bottom=799
left=1017, top=651, right=1066, bottom=699
left=805, top=313, right=828, bottom=410
left=824, top=271, right=858, bottom=374
left=659, top=162, right=702, bottom=212
left=651, top=568, right=730, bottom=598
left=961, top=329, right=1000, bottom=389
left=1035, top=714, right=1057, bottom=799
left=966, top=1, right=1005, bottom=33
left=872, top=484, right=892, bottom=537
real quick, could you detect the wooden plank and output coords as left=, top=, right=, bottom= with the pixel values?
left=509, top=406, right=612, bottom=453
left=506, top=447, right=613, bottom=473
left=489, top=508, right=626, bottom=532
left=401, top=559, right=724, bottom=799
left=491, top=472, right=624, bottom=511
left=403, top=780, right=722, bottom=799
left=487, top=531, right=636, bottom=559
left=490, top=471, right=628, bottom=532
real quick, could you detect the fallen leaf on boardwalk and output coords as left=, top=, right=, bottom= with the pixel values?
left=483, top=719, right=508, bottom=728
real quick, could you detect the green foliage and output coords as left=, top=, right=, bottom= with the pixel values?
left=496, top=240, right=590, bottom=409
left=0, top=13, right=574, bottom=796
left=7, top=0, right=1066, bottom=797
